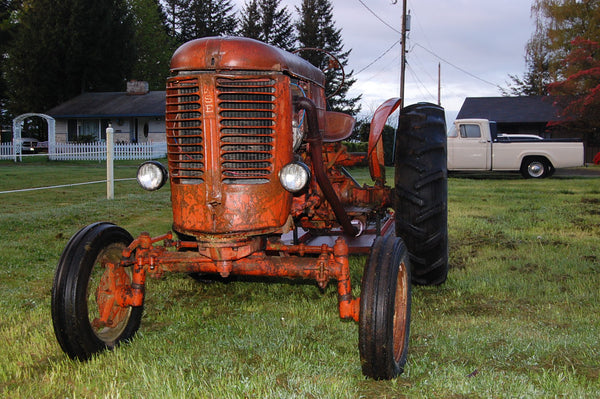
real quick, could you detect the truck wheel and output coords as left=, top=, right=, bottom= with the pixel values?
left=521, top=157, right=550, bottom=178
left=394, top=103, right=449, bottom=285
left=51, top=222, right=143, bottom=360
left=359, top=235, right=411, bottom=380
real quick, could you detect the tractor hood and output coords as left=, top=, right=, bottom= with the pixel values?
left=170, top=36, right=325, bottom=88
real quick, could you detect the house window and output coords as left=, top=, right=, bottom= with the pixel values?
left=68, top=120, right=77, bottom=141
left=100, top=119, right=110, bottom=141
left=82, top=120, right=100, bottom=140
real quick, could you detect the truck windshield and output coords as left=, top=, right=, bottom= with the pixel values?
left=447, top=126, right=458, bottom=137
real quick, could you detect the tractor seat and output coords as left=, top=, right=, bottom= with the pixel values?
left=323, top=111, right=356, bottom=142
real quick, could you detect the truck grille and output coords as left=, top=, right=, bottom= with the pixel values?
left=166, top=76, right=276, bottom=185
left=217, top=77, right=275, bottom=184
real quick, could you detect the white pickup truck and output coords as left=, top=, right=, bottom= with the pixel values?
left=447, top=119, right=584, bottom=178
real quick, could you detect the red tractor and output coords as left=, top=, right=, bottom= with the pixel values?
left=51, top=37, right=448, bottom=380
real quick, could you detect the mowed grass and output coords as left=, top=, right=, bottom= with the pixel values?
left=0, top=160, right=599, bottom=398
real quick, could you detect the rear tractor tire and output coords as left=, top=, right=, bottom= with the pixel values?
left=51, top=222, right=143, bottom=360
left=359, top=235, right=411, bottom=380
left=394, top=102, right=449, bottom=285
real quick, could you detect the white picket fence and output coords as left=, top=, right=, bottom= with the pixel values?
left=0, top=142, right=14, bottom=159
left=0, top=141, right=167, bottom=161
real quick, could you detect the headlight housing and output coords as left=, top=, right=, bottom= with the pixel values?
left=292, top=117, right=305, bottom=151
left=279, top=161, right=310, bottom=193
left=137, top=161, right=168, bottom=191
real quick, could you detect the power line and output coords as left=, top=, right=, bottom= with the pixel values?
left=354, top=0, right=498, bottom=88
left=359, top=52, right=401, bottom=84
left=355, top=0, right=401, bottom=35
left=413, top=43, right=498, bottom=87
left=355, top=40, right=401, bottom=75
left=406, top=63, right=436, bottom=103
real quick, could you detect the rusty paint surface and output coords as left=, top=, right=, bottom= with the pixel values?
left=368, top=97, right=402, bottom=184
left=117, top=38, right=402, bottom=323
left=166, top=72, right=296, bottom=237
left=116, top=232, right=362, bottom=321
left=170, top=36, right=325, bottom=88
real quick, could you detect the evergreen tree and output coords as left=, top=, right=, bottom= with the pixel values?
left=260, top=0, right=295, bottom=50
left=5, top=0, right=135, bottom=115
left=239, top=0, right=262, bottom=40
left=130, top=0, right=174, bottom=90
left=239, top=0, right=295, bottom=51
left=162, top=0, right=189, bottom=43
left=295, top=0, right=360, bottom=115
left=64, top=0, right=136, bottom=92
left=0, top=0, right=19, bottom=124
left=179, top=0, right=237, bottom=43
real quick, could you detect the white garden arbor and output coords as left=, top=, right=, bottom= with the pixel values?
left=12, top=113, right=55, bottom=161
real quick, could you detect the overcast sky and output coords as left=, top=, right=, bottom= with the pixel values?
left=233, top=0, right=535, bottom=118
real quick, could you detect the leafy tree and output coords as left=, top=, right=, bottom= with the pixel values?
left=130, top=0, right=174, bottom=90
left=239, top=0, right=295, bottom=51
left=5, top=0, right=135, bottom=116
left=295, top=0, right=360, bottom=115
left=536, top=0, right=600, bottom=78
left=347, top=117, right=395, bottom=164
left=547, top=37, right=600, bottom=139
left=178, top=0, right=237, bottom=43
left=502, top=27, right=551, bottom=96
left=504, top=0, right=600, bottom=96
left=352, top=116, right=371, bottom=142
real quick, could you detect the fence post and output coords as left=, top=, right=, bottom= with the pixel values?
left=106, top=125, right=114, bottom=200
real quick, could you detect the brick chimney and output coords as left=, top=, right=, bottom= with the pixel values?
left=127, top=80, right=149, bottom=95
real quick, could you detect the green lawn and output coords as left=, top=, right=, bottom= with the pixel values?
left=0, top=161, right=599, bottom=398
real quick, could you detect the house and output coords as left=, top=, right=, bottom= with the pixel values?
left=457, top=96, right=598, bottom=162
left=46, top=81, right=166, bottom=143
left=456, top=96, right=564, bottom=137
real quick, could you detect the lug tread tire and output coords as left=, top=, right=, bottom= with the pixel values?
left=51, top=222, right=142, bottom=360
left=359, top=234, right=412, bottom=380
left=395, top=103, right=449, bottom=286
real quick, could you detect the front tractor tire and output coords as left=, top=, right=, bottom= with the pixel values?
left=359, top=235, right=411, bottom=380
left=395, top=102, right=449, bottom=285
left=51, top=222, right=143, bottom=360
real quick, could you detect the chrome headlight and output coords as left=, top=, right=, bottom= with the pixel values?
left=137, top=161, right=168, bottom=191
left=279, top=161, right=310, bottom=193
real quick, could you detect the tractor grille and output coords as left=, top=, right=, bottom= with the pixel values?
left=166, top=76, right=276, bottom=185
left=166, top=77, right=204, bottom=184
left=217, top=77, right=275, bottom=184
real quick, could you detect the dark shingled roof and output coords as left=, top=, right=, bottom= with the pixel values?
left=46, top=91, right=166, bottom=118
left=456, top=96, right=562, bottom=123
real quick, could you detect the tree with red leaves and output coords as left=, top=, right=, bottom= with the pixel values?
left=547, top=37, right=600, bottom=139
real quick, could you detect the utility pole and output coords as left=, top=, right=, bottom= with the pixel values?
left=399, top=0, right=408, bottom=107
left=394, top=0, right=409, bottom=164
